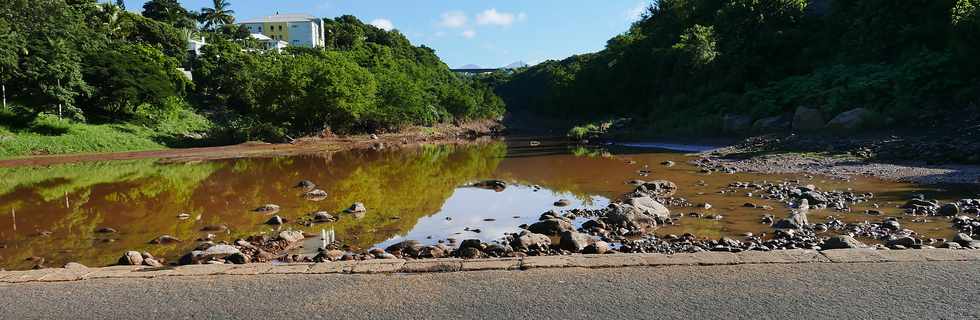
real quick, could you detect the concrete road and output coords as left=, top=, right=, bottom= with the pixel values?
left=1, top=261, right=978, bottom=320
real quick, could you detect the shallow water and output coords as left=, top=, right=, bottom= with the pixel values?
left=0, top=138, right=975, bottom=269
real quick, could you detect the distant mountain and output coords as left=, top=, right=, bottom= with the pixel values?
left=459, top=64, right=483, bottom=69
left=503, top=61, right=529, bottom=69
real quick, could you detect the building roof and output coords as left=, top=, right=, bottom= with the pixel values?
left=249, top=33, right=271, bottom=40
left=239, top=14, right=319, bottom=24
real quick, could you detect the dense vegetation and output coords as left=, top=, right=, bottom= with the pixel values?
left=494, top=0, right=980, bottom=134
left=0, top=0, right=503, bottom=157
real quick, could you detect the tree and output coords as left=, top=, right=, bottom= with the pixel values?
left=115, top=0, right=125, bottom=10
left=199, top=0, right=236, bottom=31
left=81, top=44, right=189, bottom=120
left=142, top=0, right=196, bottom=30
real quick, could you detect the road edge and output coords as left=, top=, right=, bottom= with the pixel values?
left=2, top=248, right=979, bottom=284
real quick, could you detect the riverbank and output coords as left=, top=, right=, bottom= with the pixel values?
left=0, top=120, right=502, bottom=168
left=692, top=133, right=980, bottom=185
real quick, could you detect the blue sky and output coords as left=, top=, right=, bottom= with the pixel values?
left=117, top=0, right=651, bottom=68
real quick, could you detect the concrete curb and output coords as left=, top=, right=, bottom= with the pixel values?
left=2, top=249, right=979, bottom=284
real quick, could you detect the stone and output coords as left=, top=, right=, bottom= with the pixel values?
left=149, top=235, right=182, bottom=244
left=459, top=239, right=485, bottom=251
left=64, top=262, right=88, bottom=269
left=345, top=202, right=367, bottom=214
left=636, top=180, right=678, bottom=198
left=278, top=230, right=305, bottom=243
left=527, top=219, right=573, bottom=236
left=882, top=220, right=901, bottom=231
left=722, top=114, right=753, bottom=133
left=825, top=108, right=875, bottom=132
left=420, top=246, right=448, bottom=259
left=940, top=203, right=960, bottom=216
left=822, top=235, right=865, bottom=250
left=179, top=251, right=205, bottom=265
left=792, top=106, right=825, bottom=132
left=303, top=190, right=328, bottom=201
left=95, top=227, right=118, bottom=234
left=386, top=240, right=423, bottom=257
left=604, top=203, right=660, bottom=232
left=202, top=244, right=242, bottom=260
left=118, top=251, right=143, bottom=266
left=773, top=210, right=809, bottom=230
left=583, top=241, right=610, bottom=254
left=295, top=180, right=316, bottom=189
left=312, top=211, right=335, bottom=222
left=511, top=231, right=552, bottom=250
left=553, top=199, right=571, bottom=207
left=254, top=204, right=281, bottom=213
left=225, top=253, right=248, bottom=264
left=887, top=237, right=919, bottom=248
left=265, top=215, right=285, bottom=225
left=559, top=231, right=594, bottom=252
left=143, top=258, right=164, bottom=267
left=457, top=247, right=483, bottom=259
left=626, top=196, right=671, bottom=219
left=954, top=233, right=974, bottom=246
left=472, top=180, right=507, bottom=191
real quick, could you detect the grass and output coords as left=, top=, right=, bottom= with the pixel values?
left=0, top=110, right=211, bottom=158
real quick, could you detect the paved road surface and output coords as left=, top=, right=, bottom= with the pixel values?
left=2, top=261, right=978, bottom=319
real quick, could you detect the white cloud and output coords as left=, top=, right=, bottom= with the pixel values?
left=370, top=18, right=394, bottom=31
left=626, top=2, right=648, bottom=21
left=440, top=11, right=468, bottom=28
left=476, top=9, right=521, bottom=26
left=461, top=29, right=477, bottom=39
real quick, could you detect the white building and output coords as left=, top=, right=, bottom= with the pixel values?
left=239, top=13, right=325, bottom=48
left=248, top=33, right=288, bottom=53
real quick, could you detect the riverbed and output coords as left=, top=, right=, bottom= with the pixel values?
left=0, top=137, right=975, bottom=270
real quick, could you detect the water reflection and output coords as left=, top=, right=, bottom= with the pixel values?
left=0, top=140, right=973, bottom=270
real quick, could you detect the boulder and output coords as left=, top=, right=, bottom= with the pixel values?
left=773, top=210, right=809, bottom=230
left=792, top=106, right=825, bottom=132
left=825, top=108, right=875, bottom=132
left=278, top=230, right=305, bottom=243
left=118, top=251, right=143, bottom=266
left=954, top=233, right=974, bottom=246
left=345, top=202, right=367, bottom=214
left=583, top=241, right=610, bottom=254
left=253, top=204, right=281, bottom=213
left=420, top=245, right=448, bottom=259
left=553, top=199, right=571, bottom=207
left=312, top=211, right=335, bottom=222
left=295, top=180, right=316, bottom=189
left=753, top=115, right=790, bottom=132
left=722, top=114, right=754, bottom=133
left=472, top=180, right=507, bottom=191
left=559, top=231, right=595, bottom=252
left=179, top=250, right=205, bottom=265
left=625, top=196, right=670, bottom=219
left=265, top=215, right=285, bottom=225
left=527, top=219, right=573, bottom=236
left=886, top=236, right=919, bottom=248
left=511, top=231, right=552, bottom=250
left=303, top=189, right=328, bottom=201
left=202, top=244, right=242, bottom=260
left=939, top=203, right=960, bottom=216
left=636, top=180, right=678, bottom=198
left=386, top=240, right=423, bottom=257
left=457, top=247, right=484, bottom=259
left=225, top=253, right=248, bottom=264
left=822, top=235, right=865, bottom=250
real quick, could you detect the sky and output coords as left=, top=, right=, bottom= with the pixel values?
left=117, top=0, right=651, bottom=68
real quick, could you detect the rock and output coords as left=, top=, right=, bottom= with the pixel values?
left=559, top=231, right=594, bottom=252
left=386, top=240, right=423, bottom=257
left=420, top=245, right=448, bottom=259
left=773, top=210, right=809, bottom=229
left=882, top=220, right=901, bottom=231
left=792, top=106, right=825, bottom=132
left=254, top=204, right=281, bottom=213
left=312, top=211, right=335, bottom=222
left=375, top=252, right=398, bottom=259
left=345, top=202, right=367, bottom=214
left=278, top=230, right=305, bottom=243
left=753, top=115, right=790, bottom=132
left=636, top=180, right=678, bottom=198
left=64, top=262, right=88, bottom=269
left=661, top=161, right=676, bottom=167
left=945, top=242, right=963, bottom=249
left=149, top=235, right=182, bottom=244
left=316, top=249, right=346, bottom=262
left=457, top=247, right=483, bottom=259
left=554, top=199, right=571, bottom=207
left=202, top=244, right=242, bottom=260
left=95, top=227, right=117, bottom=234
left=604, top=203, right=660, bottom=233
left=825, top=108, right=875, bottom=132
left=625, top=196, right=670, bottom=219
left=511, top=231, right=552, bottom=250
left=822, top=235, right=865, bottom=250
left=226, top=253, right=248, bottom=264
left=265, top=215, right=285, bottom=225
left=722, top=114, right=754, bottom=133
left=954, top=233, right=974, bottom=246
left=887, top=236, right=919, bottom=248
left=143, top=258, right=163, bottom=267
left=295, top=180, right=316, bottom=189
left=583, top=241, right=610, bottom=254
left=527, top=219, right=573, bottom=236
left=200, top=224, right=228, bottom=232
left=940, top=203, right=960, bottom=216
left=303, top=189, right=328, bottom=201
left=118, top=251, right=143, bottom=266
left=700, top=203, right=712, bottom=210
left=472, top=180, right=507, bottom=191
left=179, top=251, right=205, bottom=265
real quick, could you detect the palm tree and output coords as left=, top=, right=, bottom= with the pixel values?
left=200, top=0, right=235, bottom=31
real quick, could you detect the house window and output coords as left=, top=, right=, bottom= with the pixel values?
left=258, top=26, right=262, bottom=32
left=291, top=25, right=297, bottom=28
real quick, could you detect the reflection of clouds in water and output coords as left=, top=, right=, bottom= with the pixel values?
left=377, top=185, right=609, bottom=249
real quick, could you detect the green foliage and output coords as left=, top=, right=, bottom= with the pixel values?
left=198, top=0, right=236, bottom=31
left=82, top=44, right=189, bottom=120
left=496, top=0, right=980, bottom=134
left=141, top=0, right=196, bottom=30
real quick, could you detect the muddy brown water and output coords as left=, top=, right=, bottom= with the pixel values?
left=0, top=138, right=976, bottom=270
